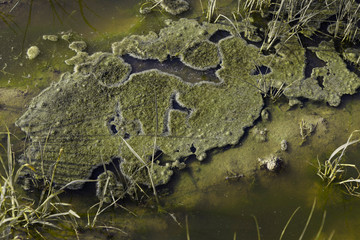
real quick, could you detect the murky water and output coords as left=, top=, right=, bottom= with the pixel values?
left=1, top=1, right=360, bottom=239
left=147, top=95, right=360, bottom=240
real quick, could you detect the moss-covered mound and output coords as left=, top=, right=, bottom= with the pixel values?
left=16, top=18, right=360, bottom=195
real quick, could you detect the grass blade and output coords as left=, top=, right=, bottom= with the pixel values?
left=279, top=206, right=300, bottom=240
left=299, top=198, right=316, bottom=240
left=252, top=215, right=261, bottom=240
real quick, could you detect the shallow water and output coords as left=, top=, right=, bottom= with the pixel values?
left=1, top=1, right=360, bottom=239
left=48, top=94, right=360, bottom=240
left=145, top=95, right=360, bottom=240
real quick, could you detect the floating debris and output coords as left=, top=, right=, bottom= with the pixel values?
left=280, top=139, right=288, bottom=151
left=261, top=109, right=270, bottom=121
left=68, top=41, right=87, bottom=53
left=42, top=35, right=58, bottom=42
left=258, top=155, right=283, bottom=172
left=299, top=119, right=316, bottom=144
left=26, top=46, right=40, bottom=60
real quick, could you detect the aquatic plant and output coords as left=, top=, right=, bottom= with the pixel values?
left=0, top=129, right=80, bottom=239
left=206, top=0, right=217, bottom=22
left=140, top=0, right=164, bottom=14
left=86, top=136, right=162, bottom=229
left=214, top=13, right=241, bottom=36
left=255, top=72, right=288, bottom=102
left=185, top=199, right=330, bottom=240
left=253, top=199, right=329, bottom=240
left=0, top=10, right=18, bottom=33
left=316, top=130, right=360, bottom=197
left=237, top=0, right=360, bottom=51
left=299, top=119, right=316, bottom=145
left=332, top=0, right=360, bottom=43
left=87, top=186, right=129, bottom=235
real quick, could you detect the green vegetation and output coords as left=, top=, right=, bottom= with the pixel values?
left=207, top=0, right=360, bottom=49
left=206, top=0, right=217, bottom=22
left=139, top=0, right=190, bottom=15
left=317, top=130, right=360, bottom=197
left=0, top=129, right=130, bottom=238
left=0, top=129, right=80, bottom=239
left=2, top=0, right=360, bottom=236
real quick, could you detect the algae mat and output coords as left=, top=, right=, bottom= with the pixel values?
left=16, top=19, right=360, bottom=196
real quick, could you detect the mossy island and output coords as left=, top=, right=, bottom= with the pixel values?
left=14, top=2, right=360, bottom=203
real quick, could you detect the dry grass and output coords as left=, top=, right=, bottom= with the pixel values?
left=237, top=0, right=360, bottom=50
left=0, top=129, right=81, bottom=239
left=316, top=130, right=360, bottom=197
left=206, top=0, right=217, bottom=22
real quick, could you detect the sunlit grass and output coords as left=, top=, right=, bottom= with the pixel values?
left=316, top=130, right=360, bottom=197
left=0, top=129, right=80, bottom=239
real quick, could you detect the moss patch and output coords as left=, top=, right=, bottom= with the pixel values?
left=285, top=40, right=360, bottom=106
left=16, top=19, right=264, bottom=191
left=180, top=40, right=220, bottom=70
left=160, top=0, right=189, bottom=15
left=16, top=18, right=360, bottom=195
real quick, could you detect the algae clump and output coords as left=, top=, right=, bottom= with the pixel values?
left=16, top=18, right=360, bottom=198
left=26, top=46, right=40, bottom=60
left=16, top=19, right=264, bottom=194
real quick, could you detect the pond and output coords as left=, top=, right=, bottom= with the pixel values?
left=1, top=0, right=360, bottom=239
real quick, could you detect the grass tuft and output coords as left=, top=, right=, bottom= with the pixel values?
left=316, top=130, right=360, bottom=197
left=0, top=128, right=80, bottom=239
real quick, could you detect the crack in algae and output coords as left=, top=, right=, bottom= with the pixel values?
left=15, top=18, right=360, bottom=197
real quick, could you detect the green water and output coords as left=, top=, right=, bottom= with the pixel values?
left=48, top=94, right=360, bottom=240
left=141, top=95, right=360, bottom=240
left=1, top=1, right=360, bottom=239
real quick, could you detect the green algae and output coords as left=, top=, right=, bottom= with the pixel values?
left=90, top=54, right=132, bottom=86
left=180, top=40, right=220, bottom=70
left=112, top=18, right=232, bottom=63
left=26, top=46, right=40, bottom=60
left=16, top=19, right=264, bottom=192
left=285, top=40, right=360, bottom=106
left=159, top=0, right=189, bottom=15
left=15, top=18, right=360, bottom=199
left=68, top=41, right=87, bottom=53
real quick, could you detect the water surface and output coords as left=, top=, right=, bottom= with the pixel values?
left=1, top=1, right=360, bottom=239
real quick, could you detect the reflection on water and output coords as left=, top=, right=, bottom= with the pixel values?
left=0, top=0, right=148, bottom=90
left=2, top=0, right=360, bottom=239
